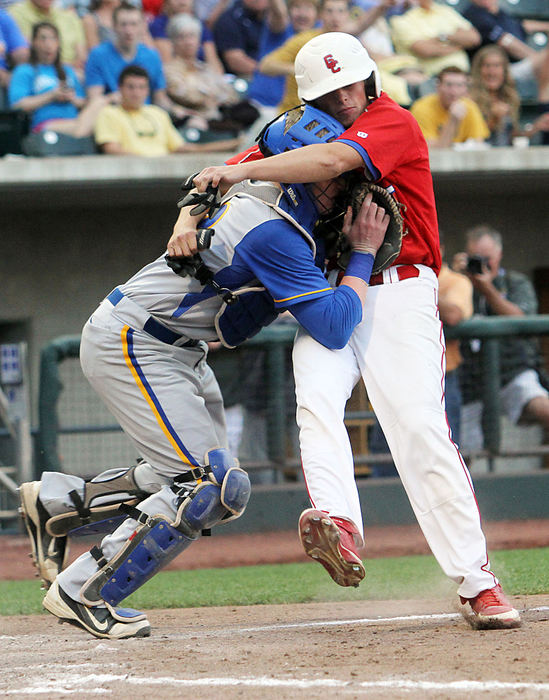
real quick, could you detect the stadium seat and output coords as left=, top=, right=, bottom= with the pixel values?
left=22, top=131, right=97, bottom=157
left=526, top=31, right=548, bottom=50
left=442, top=0, right=469, bottom=13
left=500, top=0, right=549, bottom=20
left=0, top=109, right=29, bottom=156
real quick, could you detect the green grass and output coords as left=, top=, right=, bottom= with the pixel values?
left=1, top=548, right=547, bottom=617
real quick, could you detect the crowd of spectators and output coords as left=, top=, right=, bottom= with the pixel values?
left=1, top=0, right=548, bottom=156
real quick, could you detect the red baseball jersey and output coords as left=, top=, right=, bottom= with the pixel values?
left=226, top=94, right=441, bottom=273
left=337, top=93, right=441, bottom=273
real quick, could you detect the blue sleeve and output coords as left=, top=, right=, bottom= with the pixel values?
left=236, top=220, right=333, bottom=307
left=291, top=286, right=363, bottom=350
left=145, top=47, right=166, bottom=91
left=0, top=10, right=27, bottom=60
left=84, top=46, right=105, bottom=88
left=8, top=63, right=33, bottom=105
left=236, top=221, right=362, bottom=350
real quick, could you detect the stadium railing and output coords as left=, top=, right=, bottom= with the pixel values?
left=35, top=315, right=549, bottom=481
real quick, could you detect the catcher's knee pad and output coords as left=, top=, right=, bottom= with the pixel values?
left=203, top=447, right=251, bottom=522
left=46, top=463, right=157, bottom=538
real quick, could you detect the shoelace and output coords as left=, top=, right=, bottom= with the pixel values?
left=478, top=586, right=505, bottom=607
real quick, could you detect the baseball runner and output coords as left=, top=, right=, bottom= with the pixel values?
left=188, top=33, right=521, bottom=630
left=18, top=104, right=389, bottom=640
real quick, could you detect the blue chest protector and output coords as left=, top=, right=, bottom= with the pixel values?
left=202, top=181, right=320, bottom=349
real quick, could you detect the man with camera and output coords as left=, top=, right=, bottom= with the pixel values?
left=453, top=224, right=549, bottom=452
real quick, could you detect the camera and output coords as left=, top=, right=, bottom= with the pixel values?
left=466, top=255, right=489, bottom=275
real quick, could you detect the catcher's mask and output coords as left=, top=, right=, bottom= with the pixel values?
left=257, top=104, right=344, bottom=216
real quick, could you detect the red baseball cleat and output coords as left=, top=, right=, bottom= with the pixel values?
left=298, top=508, right=365, bottom=587
left=461, top=584, right=521, bottom=629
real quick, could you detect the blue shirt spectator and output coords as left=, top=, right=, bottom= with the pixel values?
left=83, top=3, right=186, bottom=118
left=0, top=8, right=28, bottom=79
left=247, top=21, right=293, bottom=107
left=213, top=0, right=268, bottom=78
left=9, top=61, right=83, bottom=128
left=462, top=1, right=527, bottom=59
left=248, top=0, right=319, bottom=108
left=85, top=40, right=166, bottom=97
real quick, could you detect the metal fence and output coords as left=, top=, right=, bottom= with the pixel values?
left=34, top=316, right=549, bottom=483
left=0, top=343, right=33, bottom=531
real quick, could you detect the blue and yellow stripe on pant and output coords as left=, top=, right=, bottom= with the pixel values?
left=121, top=325, right=199, bottom=469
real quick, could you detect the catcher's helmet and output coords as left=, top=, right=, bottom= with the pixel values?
left=295, top=32, right=381, bottom=102
left=258, top=103, right=344, bottom=157
left=257, top=104, right=344, bottom=218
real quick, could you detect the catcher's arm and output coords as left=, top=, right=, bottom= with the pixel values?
left=167, top=174, right=221, bottom=257
left=168, top=206, right=203, bottom=258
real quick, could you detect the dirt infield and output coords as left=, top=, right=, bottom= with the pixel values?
left=2, top=596, right=549, bottom=698
left=2, top=520, right=549, bottom=698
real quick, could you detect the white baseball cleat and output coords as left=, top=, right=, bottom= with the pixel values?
left=298, top=508, right=365, bottom=587
left=460, top=584, right=521, bottom=630
left=19, top=481, right=69, bottom=589
left=43, top=580, right=151, bottom=639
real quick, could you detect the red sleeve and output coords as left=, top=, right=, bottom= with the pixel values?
left=225, top=145, right=265, bottom=165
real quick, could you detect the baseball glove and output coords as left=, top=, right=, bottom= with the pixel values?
left=337, top=181, right=407, bottom=276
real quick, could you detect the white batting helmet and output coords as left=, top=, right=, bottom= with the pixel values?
left=295, top=32, right=381, bottom=102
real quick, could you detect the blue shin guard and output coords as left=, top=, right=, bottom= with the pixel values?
left=81, top=513, right=198, bottom=607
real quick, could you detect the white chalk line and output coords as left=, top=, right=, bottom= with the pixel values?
left=167, top=605, right=549, bottom=637
left=6, top=672, right=549, bottom=695
left=2, top=606, right=548, bottom=643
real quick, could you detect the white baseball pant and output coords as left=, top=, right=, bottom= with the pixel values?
left=293, top=265, right=497, bottom=598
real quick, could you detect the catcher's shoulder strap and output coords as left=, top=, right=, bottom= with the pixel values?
left=221, top=179, right=317, bottom=256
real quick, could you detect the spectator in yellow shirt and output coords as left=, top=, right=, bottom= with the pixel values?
left=389, top=0, right=480, bottom=78
left=411, top=66, right=490, bottom=148
left=9, top=0, right=86, bottom=69
left=94, top=64, right=239, bottom=155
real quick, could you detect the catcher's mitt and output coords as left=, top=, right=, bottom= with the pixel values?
left=338, top=181, right=406, bottom=276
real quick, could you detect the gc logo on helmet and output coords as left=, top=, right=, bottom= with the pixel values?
left=323, top=53, right=341, bottom=73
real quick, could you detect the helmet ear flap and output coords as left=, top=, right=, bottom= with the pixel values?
left=364, top=72, right=381, bottom=102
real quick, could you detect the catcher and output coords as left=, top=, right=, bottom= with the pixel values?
left=181, top=32, right=521, bottom=630
left=18, top=104, right=390, bottom=640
